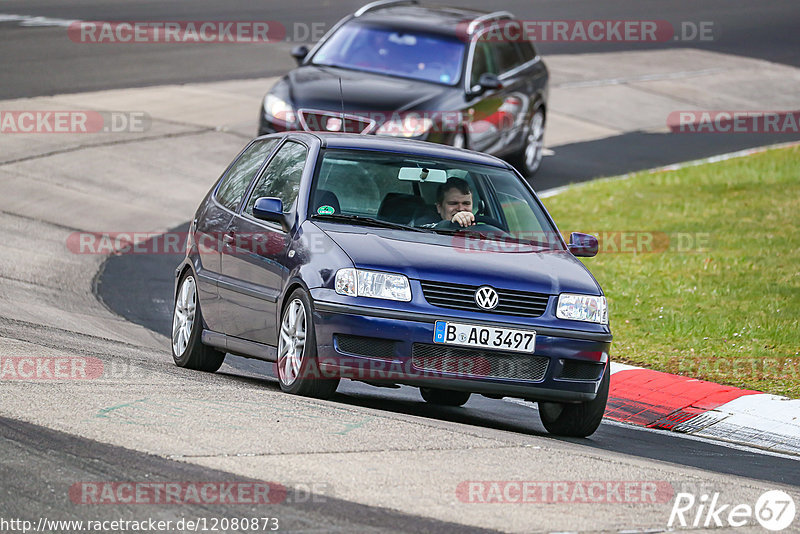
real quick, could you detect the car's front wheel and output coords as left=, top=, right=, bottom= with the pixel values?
left=513, top=107, right=545, bottom=177
left=420, top=387, right=471, bottom=407
left=172, top=272, right=225, bottom=372
left=538, top=366, right=609, bottom=437
left=277, top=289, right=339, bottom=399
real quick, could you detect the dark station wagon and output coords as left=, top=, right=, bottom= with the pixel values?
left=258, top=0, right=549, bottom=177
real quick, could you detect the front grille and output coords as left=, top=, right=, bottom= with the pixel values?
left=559, top=360, right=604, bottom=381
left=335, top=335, right=396, bottom=359
left=420, top=280, right=549, bottom=318
left=411, top=343, right=549, bottom=382
left=298, top=109, right=375, bottom=134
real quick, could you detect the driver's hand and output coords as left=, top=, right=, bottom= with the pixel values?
left=451, top=211, right=475, bottom=227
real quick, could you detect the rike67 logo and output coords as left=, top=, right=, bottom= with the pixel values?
left=669, top=490, right=796, bottom=531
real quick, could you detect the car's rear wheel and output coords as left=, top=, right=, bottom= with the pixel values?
left=277, top=289, right=339, bottom=399
left=538, top=366, right=609, bottom=437
left=420, top=387, right=471, bottom=407
left=172, top=272, right=225, bottom=372
left=513, top=107, right=545, bottom=177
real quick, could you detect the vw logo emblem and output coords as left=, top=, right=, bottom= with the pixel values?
left=474, top=286, right=499, bottom=310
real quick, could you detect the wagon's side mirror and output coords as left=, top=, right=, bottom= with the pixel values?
left=291, top=45, right=309, bottom=65
left=469, top=73, right=503, bottom=96
left=568, top=232, right=598, bottom=257
left=252, top=197, right=289, bottom=231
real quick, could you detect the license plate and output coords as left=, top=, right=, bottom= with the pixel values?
left=433, top=321, right=535, bottom=353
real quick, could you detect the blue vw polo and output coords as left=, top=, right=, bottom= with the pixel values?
left=172, top=132, right=611, bottom=437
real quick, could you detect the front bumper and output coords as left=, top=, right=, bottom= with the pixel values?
left=310, top=294, right=611, bottom=403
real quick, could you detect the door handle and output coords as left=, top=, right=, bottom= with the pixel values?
left=222, top=233, right=235, bottom=244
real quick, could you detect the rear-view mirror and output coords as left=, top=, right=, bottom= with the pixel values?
left=398, top=167, right=448, bottom=183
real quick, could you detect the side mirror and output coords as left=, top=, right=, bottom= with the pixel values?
left=291, top=45, right=309, bottom=65
left=469, top=73, right=503, bottom=96
left=252, top=197, right=289, bottom=230
left=568, top=232, right=598, bottom=258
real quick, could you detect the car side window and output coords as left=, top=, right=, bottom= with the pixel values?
left=491, top=41, right=523, bottom=73
left=216, top=139, right=278, bottom=211
left=244, top=141, right=308, bottom=215
left=470, top=41, right=496, bottom=86
left=516, top=41, right=538, bottom=62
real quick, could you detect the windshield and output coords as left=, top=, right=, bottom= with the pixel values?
left=311, top=23, right=465, bottom=86
left=309, top=149, right=564, bottom=251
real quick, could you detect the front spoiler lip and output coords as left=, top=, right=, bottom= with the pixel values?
left=314, top=300, right=612, bottom=343
left=317, top=358, right=598, bottom=403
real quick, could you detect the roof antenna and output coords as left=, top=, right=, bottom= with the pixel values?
left=338, top=77, right=346, bottom=133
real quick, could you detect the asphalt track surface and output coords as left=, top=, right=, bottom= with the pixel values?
left=96, top=233, right=800, bottom=490
left=3, top=1, right=800, bottom=530
left=0, top=416, right=495, bottom=534
left=0, top=0, right=799, bottom=99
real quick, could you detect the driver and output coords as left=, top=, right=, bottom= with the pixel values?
left=435, top=177, right=475, bottom=228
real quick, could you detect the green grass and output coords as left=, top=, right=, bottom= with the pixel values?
left=542, top=145, right=800, bottom=397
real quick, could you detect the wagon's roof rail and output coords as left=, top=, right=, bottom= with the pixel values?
left=354, top=0, right=420, bottom=17
left=467, top=11, right=515, bottom=34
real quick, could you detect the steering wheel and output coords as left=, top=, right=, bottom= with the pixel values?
left=434, top=217, right=510, bottom=237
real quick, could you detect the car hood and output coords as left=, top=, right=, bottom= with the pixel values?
left=285, top=65, right=446, bottom=114
left=320, top=225, right=602, bottom=296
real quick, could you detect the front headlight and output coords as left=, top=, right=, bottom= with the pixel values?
left=264, top=94, right=296, bottom=124
left=375, top=116, right=433, bottom=138
left=556, top=294, right=608, bottom=325
left=335, top=268, right=411, bottom=302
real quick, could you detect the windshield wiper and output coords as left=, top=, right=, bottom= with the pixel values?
left=429, top=226, right=554, bottom=248
left=311, top=214, right=432, bottom=233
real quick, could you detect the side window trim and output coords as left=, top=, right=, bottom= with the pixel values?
left=464, top=25, right=541, bottom=90
left=237, top=137, right=290, bottom=215
left=498, top=54, right=541, bottom=81
left=239, top=137, right=312, bottom=227
left=213, top=138, right=280, bottom=214
left=464, top=26, right=511, bottom=93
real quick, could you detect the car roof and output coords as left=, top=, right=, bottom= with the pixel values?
left=350, top=3, right=496, bottom=38
left=265, top=132, right=512, bottom=169
left=317, top=133, right=511, bottom=168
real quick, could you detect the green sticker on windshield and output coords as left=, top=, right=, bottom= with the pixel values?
left=317, top=205, right=335, bottom=215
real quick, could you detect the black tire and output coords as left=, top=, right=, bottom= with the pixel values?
left=538, top=366, right=609, bottom=437
left=420, top=387, right=471, bottom=407
left=511, top=107, right=545, bottom=177
left=276, top=289, right=339, bottom=399
left=171, top=272, right=225, bottom=372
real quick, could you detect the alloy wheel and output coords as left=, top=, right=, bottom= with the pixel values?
left=278, top=298, right=307, bottom=386
left=172, top=275, right=196, bottom=357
